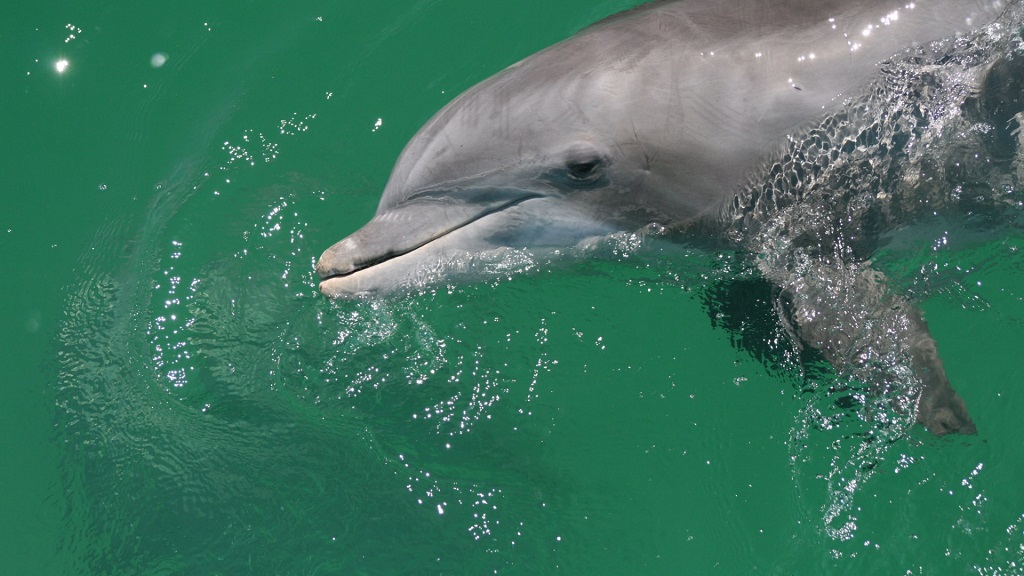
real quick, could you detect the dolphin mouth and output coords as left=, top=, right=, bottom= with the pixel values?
left=316, top=190, right=545, bottom=296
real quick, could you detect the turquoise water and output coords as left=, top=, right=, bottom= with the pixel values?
left=3, top=1, right=1024, bottom=574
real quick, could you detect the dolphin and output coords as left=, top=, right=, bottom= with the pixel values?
left=317, top=0, right=1013, bottom=434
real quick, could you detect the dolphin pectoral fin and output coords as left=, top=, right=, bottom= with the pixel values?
left=768, top=258, right=975, bottom=436
left=902, top=306, right=976, bottom=435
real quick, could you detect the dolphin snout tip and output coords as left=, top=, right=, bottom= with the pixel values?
left=315, top=256, right=340, bottom=281
left=318, top=275, right=379, bottom=299
left=317, top=279, right=340, bottom=298
left=316, top=238, right=360, bottom=280
left=314, top=255, right=336, bottom=280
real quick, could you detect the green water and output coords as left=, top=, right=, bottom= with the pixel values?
left=3, top=1, right=1024, bottom=574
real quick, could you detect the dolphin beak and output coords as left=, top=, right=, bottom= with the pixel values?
left=316, top=187, right=544, bottom=296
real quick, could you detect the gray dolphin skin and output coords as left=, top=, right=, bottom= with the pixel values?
left=318, top=0, right=1013, bottom=435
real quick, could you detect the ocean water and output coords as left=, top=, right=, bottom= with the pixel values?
left=2, top=1, right=1024, bottom=574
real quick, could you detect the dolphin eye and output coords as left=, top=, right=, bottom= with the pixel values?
left=566, top=158, right=602, bottom=182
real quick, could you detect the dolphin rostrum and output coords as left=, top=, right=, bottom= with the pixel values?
left=318, top=0, right=1014, bottom=434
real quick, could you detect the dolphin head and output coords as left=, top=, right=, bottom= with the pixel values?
left=316, top=25, right=722, bottom=297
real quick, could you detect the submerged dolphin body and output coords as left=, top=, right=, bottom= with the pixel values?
left=318, top=0, right=1014, bottom=434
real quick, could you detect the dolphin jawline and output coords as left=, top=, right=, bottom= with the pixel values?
left=317, top=191, right=545, bottom=284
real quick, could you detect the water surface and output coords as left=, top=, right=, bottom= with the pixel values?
left=3, top=1, right=1024, bottom=574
